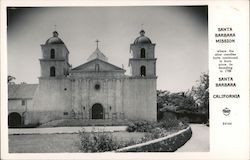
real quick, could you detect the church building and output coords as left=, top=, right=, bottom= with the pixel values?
left=8, top=30, right=157, bottom=126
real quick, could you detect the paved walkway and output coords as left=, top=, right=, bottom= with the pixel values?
left=177, top=124, right=209, bottom=152
left=9, top=126, right=127, bottom=135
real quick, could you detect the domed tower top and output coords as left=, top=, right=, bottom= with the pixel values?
left=134, top=30, right=152, bottom=44
left=129, top=29, right=156, bottom=78
left=45, top=31, right=64, bottom=45
left=40, top=31, right=70, bottom=78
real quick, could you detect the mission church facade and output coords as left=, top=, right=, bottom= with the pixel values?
left=8, top=30, right=157, bottom=126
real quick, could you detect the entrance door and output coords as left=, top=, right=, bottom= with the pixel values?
left=8, top=112, right=22, bottom=127
left=92, top=103, right=104, bottom=119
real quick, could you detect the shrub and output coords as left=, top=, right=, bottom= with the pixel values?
left=127, top=119, right=187, bottom=133
left=79, top=129, right=136, bottom=152
left=158, top=119, right=187, bottom=131
left=79, top=130, right=115, bottom=152
left=148, top=127, right=167, bottom=139
left=118, top=127, right=192, bottom=152
left=126, top=119, right=188, bottom=144
left=127, top=120, right=157, bottom=132
left=79, top=120, right=190, bottom=152
left=126, top=123, right=136, bottom=132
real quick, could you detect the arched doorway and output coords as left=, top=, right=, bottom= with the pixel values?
left=8, top=112, right=22, bottom=127
left=92, top=103, right=104, bottom=119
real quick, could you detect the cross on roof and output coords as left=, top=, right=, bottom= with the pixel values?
left=96, top=39, right=100, bottom=49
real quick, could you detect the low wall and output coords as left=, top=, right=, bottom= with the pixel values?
left=116, top=126, right=192, bottom=152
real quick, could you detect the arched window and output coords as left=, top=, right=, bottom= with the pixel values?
left=140, top=66, right=146, bottom=77
left=50, top=66, right=56, bottom=77
left=95, top=64, right=100, bottom=71
left=50, top=49, right=55, bottom=59
left=140, top=48, right=145, bottom=58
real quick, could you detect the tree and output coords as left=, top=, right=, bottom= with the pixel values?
left=157, top=72, right=209, bottom=122
left=157, top=90, right=171, bottom=120
left=157, top=90, right=171, bottom=107
left=191, top=72, right=209, bottom=120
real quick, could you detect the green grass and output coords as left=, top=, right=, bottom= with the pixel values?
left=9, top=132, right=145, bottom=153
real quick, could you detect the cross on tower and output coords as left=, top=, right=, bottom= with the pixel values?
left=96, top=39, right=100, bottom=49
left=54, top=25, right=57, bottom=31
left=141, top=24, right=144, bottom=30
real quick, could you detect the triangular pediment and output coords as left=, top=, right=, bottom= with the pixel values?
left=71, top=59, right=125, bottom=72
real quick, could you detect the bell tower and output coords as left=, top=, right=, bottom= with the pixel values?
left=129, top=30, right=156, bottom=78
left=40, top=31, right=70, bottom=79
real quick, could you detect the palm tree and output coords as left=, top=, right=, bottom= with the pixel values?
left=8, top=75, right=15, bottom=84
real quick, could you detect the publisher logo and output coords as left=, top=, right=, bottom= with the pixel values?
left=222, top=107, right=231, bottom=116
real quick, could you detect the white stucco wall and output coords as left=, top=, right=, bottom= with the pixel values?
left=29, top=78, right=72, bottom=124
left=8, top=99, right=35, bottom=125
left=129, top=59, right=156, bottom=77
left=29, top=74, right=156, bottom=124
left=130, top=44, right=155, bottom=59
left=8, top=99, right=32, bottom=115
left=70, top=78, right=124, bottom=119
left=123, top=78, right=157, bottom=121
left=41, top=44, right=69, bottom=60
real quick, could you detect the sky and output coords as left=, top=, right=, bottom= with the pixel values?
left=7, top=6, right=208, bottom=92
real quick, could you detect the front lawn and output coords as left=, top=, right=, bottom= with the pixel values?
left=9, top=119, right=189, bottom=153
left=9, top=132, right=145, bottom=153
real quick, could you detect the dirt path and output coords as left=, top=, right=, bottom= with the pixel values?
left=177, top=124, right=209, bottom=152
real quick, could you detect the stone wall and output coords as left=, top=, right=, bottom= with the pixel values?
left=71, top=78, right=124, bottom=119
left=116, top=126, right=192, bottom=152
left=28, top=75, right=157, bottom=124
left=123, top=77, right=157, bottom=121
left=8, top=99, right=31, bottom=115
left=30, top=78, right=72, bottom=124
